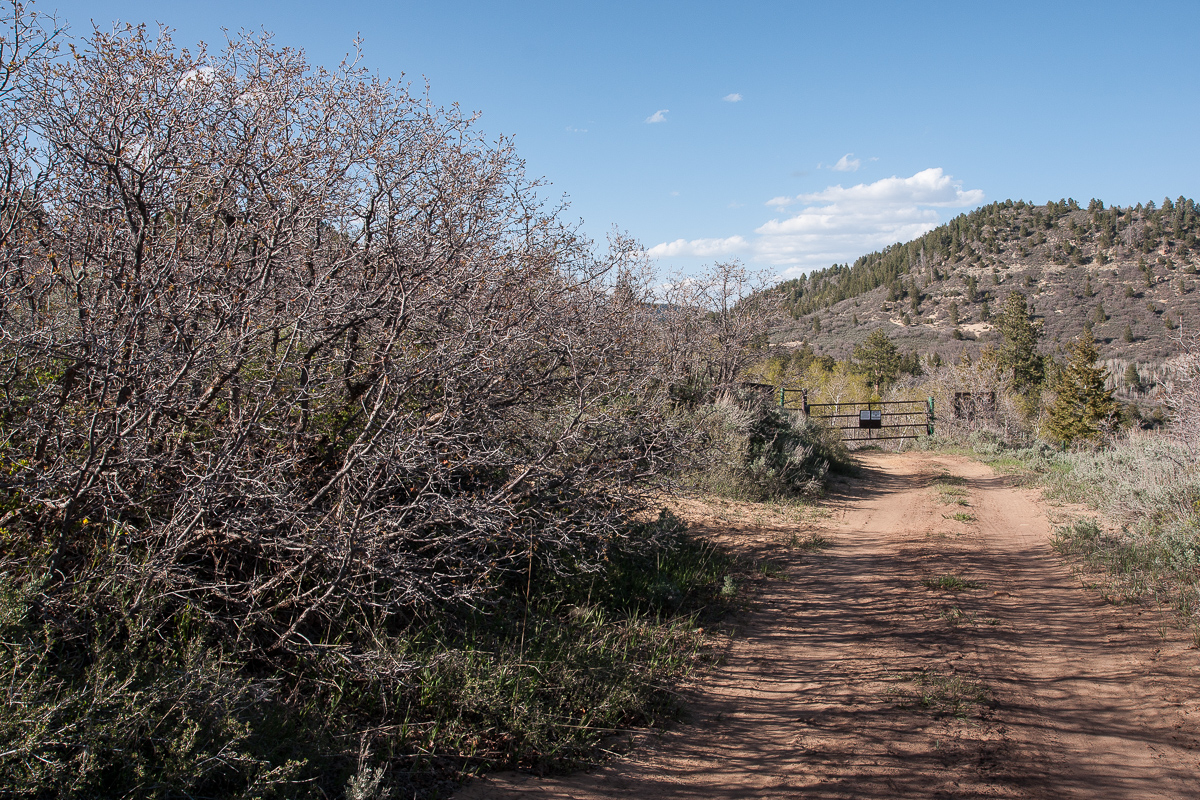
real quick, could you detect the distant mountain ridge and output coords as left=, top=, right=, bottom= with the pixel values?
left=767, top=197, right=1200, bottom=382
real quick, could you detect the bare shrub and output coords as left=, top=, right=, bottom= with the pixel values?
left=657, top=260, right=779, bottom=397
left=0, top=22, right=692, bottom=662
left=1162, top=329, right=1200, bottom=455
left=920, top=357, right=1031, bottom=444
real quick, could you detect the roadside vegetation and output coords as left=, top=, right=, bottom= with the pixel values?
left=750, top=226, right=1200, bottom=642
left=0, top=6, right=827, bottom=798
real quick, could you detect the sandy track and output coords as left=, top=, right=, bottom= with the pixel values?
left=456, top=453, right=1200, bottom=799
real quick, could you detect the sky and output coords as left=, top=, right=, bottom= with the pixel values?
left=43, top=0, right=1200, bottom=279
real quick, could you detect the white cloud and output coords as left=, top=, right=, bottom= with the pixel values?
left=722, top=93, right=743, bottom=102
left=645, top=109, right=669, bottom=124
left=565, top=125, right=588, bottom=133
left=646, top=168, right=983, bottom=272
left=796, top=168, right=985, bottom=208
left=831, top=153, right=861, bottom=172
left=645, top=235, right=749, bottom=259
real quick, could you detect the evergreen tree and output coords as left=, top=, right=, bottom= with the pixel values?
left=1124, top=363, right=1142, bottom=391
left=852, top=329, right=901, bottom=392
left=1123, top=324, right=1134, bottom=342
left=1046, top=338, right=1117, bottom=445
left=995, top=292, right=1043, bottom=392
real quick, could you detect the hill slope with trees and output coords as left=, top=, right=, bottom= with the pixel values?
left=769, top=197, right=1200, bottom=390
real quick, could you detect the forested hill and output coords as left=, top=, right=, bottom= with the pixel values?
left=769, top=197, right=1200, bottom=372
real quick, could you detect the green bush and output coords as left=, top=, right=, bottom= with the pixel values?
left=0, top=512, right=734, bottom=798
left=690, top=396, right=852, bottom=501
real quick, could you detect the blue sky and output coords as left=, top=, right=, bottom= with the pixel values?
left=47, top=1, right=1200, bottom=278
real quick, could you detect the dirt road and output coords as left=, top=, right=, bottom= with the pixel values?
left=457, top=452, right=1200, bottom=799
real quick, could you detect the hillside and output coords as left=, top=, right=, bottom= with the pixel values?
left=769, top=197, right=1200, bottom=384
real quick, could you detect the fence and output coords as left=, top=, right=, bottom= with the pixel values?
left=777, top=388, right=934, bottom=443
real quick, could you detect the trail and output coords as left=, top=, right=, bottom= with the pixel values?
left=457, top=452, right=1200, bottom=799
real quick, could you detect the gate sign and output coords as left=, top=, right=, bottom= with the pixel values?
left=858, top=409, right=882, bottom=429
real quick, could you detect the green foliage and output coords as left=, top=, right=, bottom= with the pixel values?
left=0, top=511, right=735, bottom=798
left=852, top=329, right=901, bottom=391
left=994, top=292, right=1044, bottom=393
left=922, top=574, right=982, bottom=591
left=692, top=399, right=851, bottom=502
left=1124, top=363, right=1142, bottom=390
left=1045, top=338, right=1117, bottom=445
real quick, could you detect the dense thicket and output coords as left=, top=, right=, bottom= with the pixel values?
left=0, top=13, right=763, bottom=796
left=1, top=21, right=693, bottom=644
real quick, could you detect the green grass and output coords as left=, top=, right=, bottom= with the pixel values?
left=0, top=510, right=738, bottom=799
left=948, top=512, right=975, bottom=522
left=889, top=669, right=990, bottom=717
left=922, top=574, right=983, bottom=591
left=934, top=479, right=971, bottom=508
left=755, top=560, right=787, bottom=580
left=779, top=531, right=832, bottom=551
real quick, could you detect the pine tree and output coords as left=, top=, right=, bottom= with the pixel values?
left=1123, top=324, right=1134, bottom=342
left=995, top=292, right=1043, bottom=392
left=852, top=329, right=901, bottom=392
left=1046, top=338, right=1117, bottom=445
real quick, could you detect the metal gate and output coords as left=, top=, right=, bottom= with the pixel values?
left=779, top=388, right=934, bottom=443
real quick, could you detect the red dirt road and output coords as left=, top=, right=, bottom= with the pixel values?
left=457, top=453, right=1200, bottom=799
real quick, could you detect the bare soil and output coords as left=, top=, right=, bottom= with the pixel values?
left=456, top=452, right=1200, bottom=799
